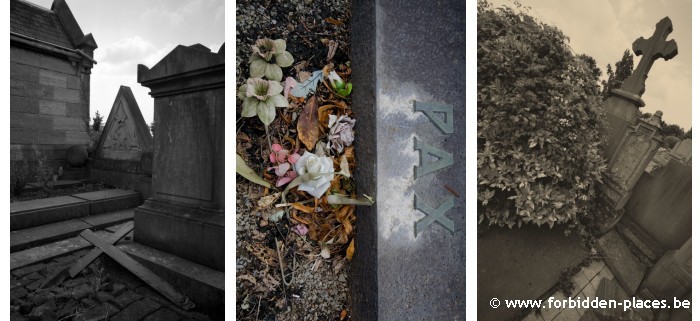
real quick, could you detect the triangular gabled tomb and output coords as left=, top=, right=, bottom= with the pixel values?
left=94, top=86, right=152, bottom=161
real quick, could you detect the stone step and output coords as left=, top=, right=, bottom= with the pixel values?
left=117, top=241, right=224, bottom=319
left=11, top=189, right=142, bottom=231
left=60, top=167, right=89, bottom=180
left=616, top=216, right=666, bottom=266
left=597, top=229, right=648, bottom=295
left=10, top=230, right=114, bottom=271
left=10, top=209, right=135, bottom=252
left=71, top=189, right=143, bottom=216
left=23, top=180, right=86, bottom=192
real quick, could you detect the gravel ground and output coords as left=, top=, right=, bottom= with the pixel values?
left=236, top=0, right=353, bottom=320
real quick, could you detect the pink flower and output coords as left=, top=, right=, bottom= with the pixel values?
left=291, top=224, right=308, bottom=236
left=327, top=114, right=356, bottom=153
left=284, top=77, right=297, bottom=99
left=268, top=143, right=300, bottom=187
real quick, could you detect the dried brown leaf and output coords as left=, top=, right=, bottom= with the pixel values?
left=291, top=202, right=314, bottom=213
left=346, top=238, right=355, bottom=261
left=257, top=192, right=280, bottom=209
left=324, top=17, right=344, bottom=25
left=237, top=274, right=257, bottom=285
left=297, top=96, right=319, bottom=150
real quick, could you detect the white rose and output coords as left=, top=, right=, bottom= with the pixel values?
left=294, top=151, right=334, bottom=199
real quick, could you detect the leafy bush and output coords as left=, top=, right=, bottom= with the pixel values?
left=477, top=1, right=608, bottom=228
left=10, top=161, right=29, bottom=197
left=32, top=144, right=62, bottom=196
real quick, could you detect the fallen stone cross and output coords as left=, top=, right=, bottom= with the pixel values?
left=78, top=229, right=195, bottom=310
left=38, top=222, right=134, bottom=289
left=68, top=222, right=134, bottom=278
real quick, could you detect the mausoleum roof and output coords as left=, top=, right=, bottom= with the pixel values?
left=10, top=0, right=74, bottom=49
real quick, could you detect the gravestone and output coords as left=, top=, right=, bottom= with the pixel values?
left=601, top=17, right=677, bottom=212
left=134, top=43, right=225, bottom=271
left=350, top=0, right=465, bottom=320
left=669, top=138, right=691, bottom=164
left=600, top=111, right=664, bottom=210
left=90, top=86, right=153, bottom=196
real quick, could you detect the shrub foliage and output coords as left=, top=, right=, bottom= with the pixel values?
left=477, top=1, right=608, bottom=228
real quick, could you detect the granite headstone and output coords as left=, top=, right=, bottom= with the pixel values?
left=350, top=1, right=466, bottom=319
left=135, top=43, right=225, bottom=271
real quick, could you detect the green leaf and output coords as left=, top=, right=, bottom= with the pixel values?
left=268, top=94, right=288, bottom=108
left=276, top=51, right=294, bottom=68
left=326, top=194, right=375, bottom=206
left=336, top=83, right=352, bottom=97
left=273, top=39, right=287, bottom=53
left=236, top=154, right=271, bottom=188
left=241, top=97, right=258, bottom=117
left=257, top=100, right=276, bottom=126
left=238, top=84, right=248, bottom=100
left=265, top=64, right=283, bottom=81
left=268, top=81, right=283, bottom=95
left=250, top=59, right=267, bottom=78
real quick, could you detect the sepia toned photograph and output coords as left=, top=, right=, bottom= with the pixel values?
left=477, top=0, right=691, bottom=320
left=10, top=0, right=224, bottom=319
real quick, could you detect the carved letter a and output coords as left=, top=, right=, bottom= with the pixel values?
left=414, top=138, right=454, bottom=179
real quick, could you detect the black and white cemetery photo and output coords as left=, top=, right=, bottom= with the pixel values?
left=10, top=0, right=224, bottom=320
left=477, top=1, right=691, bottom=320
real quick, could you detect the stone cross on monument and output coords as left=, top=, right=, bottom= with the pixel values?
left=621, top=17, right=678, bottom=97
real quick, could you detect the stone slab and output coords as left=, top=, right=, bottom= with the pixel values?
left=597, top=230, right=647, bottom=295
left=477, top=225, right=589, bottom=321
left=25, top=180, right=84, bottom=190
left=350, top=1, right=465, bottom=320
left=72, top=189, right=143, bottom=214
left=10, top=196, right=88, bottom=230
left=134, top=200, right=224, bottom=271
left=118, top=242, right=224, bottom=318
left=10, top=230, right=111, bottom=271
left=78, top=209, right=134, bottom=230
left=60, top=168, right=89, bottom=180
left=10, top=219, right=90, bottom=252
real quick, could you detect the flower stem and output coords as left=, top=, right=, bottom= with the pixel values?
left=265, top=125, right=273, bottom=156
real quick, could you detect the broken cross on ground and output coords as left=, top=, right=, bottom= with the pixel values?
left=38, top=222, right=134, bottom=289
left=78, top=229, right=195, bottom=310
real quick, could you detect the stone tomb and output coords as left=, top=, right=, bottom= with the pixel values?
left=10, top=0, right=97, bottom=167
left=350, top=0, right=466, bottom=320
left=134, top=44, right=225, bottom=272
left=90, top=86, right=153, bottom=197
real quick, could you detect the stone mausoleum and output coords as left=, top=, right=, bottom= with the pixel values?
left=10, top=0, right=97, bottom=168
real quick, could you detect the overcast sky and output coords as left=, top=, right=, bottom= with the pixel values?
left=488, top=0, right=692, bottom=131
left=28, top=0, right=225, bottom=125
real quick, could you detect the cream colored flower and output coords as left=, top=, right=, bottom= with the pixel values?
left=237, top=78, right=288, bottom=126
left=294, top=152, right=334, bottom=199
left=249, top=38, right=294, bottom=81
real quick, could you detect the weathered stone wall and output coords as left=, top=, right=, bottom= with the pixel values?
left=625, top=158, right=692, bottom=249
left=10, top=45, right=90, bottom=168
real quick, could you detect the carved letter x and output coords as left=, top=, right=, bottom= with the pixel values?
left=414, top=195, right=455, bottom=237
left=621, top=17, right=678, bottom=96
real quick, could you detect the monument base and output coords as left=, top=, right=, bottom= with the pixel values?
left=134, top=199, right=224, bottom=271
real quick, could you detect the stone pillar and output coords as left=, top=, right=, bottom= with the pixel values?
left=134, top=43, right=224, bottom=271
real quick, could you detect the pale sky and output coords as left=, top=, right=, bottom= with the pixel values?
left=28, top=0, right=225, bottom=125
left=488, top=0, right=692, bottom=131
